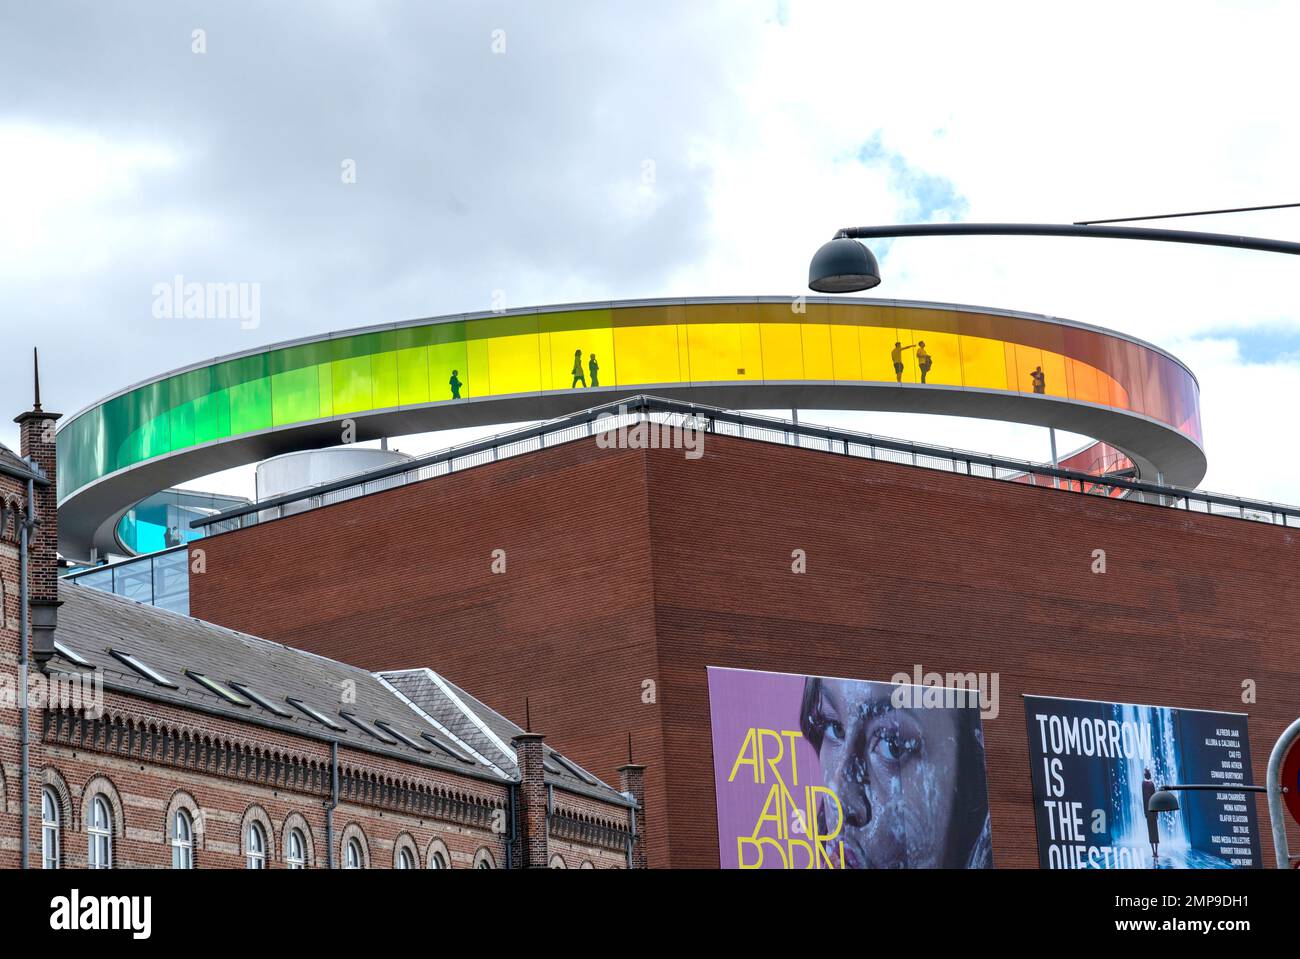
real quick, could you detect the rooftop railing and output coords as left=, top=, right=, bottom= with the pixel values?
left=190, top=394, right=1300, bottom=535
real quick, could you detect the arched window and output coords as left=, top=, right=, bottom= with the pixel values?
left=427, top=850, right=447, bottom=869
left=171, top=809, right=194, bottom=869
left=473, top=848, right=495, bottom=869
left=286, top=828, right=307, bottom=869
left=87, top=795, right=112, bottom=869
left=345, top=837, right=364, bottom=869
left=41, top=787, right=60, bottom=869
left=396, top=846, right=415, bottom=869
left=246, top=821, right=267, bottom=869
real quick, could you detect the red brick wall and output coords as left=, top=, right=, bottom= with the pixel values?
left=191, top=432, right=1300, bottom=868
left=191, top=440, right=669, bottom=863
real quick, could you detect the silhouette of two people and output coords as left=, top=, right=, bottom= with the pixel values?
left=572, top=349, right=599, bottom=388
left=891, top=340, right=933, bottom=383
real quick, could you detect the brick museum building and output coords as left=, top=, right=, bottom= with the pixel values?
left=0, top=394, right=644, bottom=869
left=181, top=401, right=1300, bottom=870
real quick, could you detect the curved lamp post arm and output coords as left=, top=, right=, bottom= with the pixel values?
left=835, top=222, right=1300, bottom=257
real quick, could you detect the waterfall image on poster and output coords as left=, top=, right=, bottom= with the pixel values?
left=706, top=666, right=993, bottom=869
left=1024, top=694, right=1261, bottom=869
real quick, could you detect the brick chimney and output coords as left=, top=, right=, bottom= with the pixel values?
left=14, top=348, right=60, bottom=666
left=512, top=732, right=549, bottom=868
left=618, top=761, right=647, bottom=869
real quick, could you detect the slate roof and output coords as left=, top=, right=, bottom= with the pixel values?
left=53, top=583, right=630, bottom=805
left=379, top=668, right=625, bottom=805
left=0, top=441, right=39, bottom=483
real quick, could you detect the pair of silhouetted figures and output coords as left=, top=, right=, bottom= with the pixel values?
left=571, top=349, right=599, bottom=388
left=888, top=343, right=1048, bottom=394
left=446, top=350, right=600, bottom=399
left=891, top=341, right=934, bottom=383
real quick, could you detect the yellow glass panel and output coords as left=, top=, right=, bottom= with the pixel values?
left=757, top=317, right=804, bottom=380
left=799, top=322, right=833, bottom=381
left=738, top=315, right=763, bottom=382
left=676, top=322, right=692, bottom=381
left=538, top=327, right=554, bottom=391
left=685, top=305, right=752, bottom=382
left=541, top=310, right=613, bottom=391
left=612, top=307, right=682, bottom=387
left=464, top=335, right=490, bottom=398
left=825, top=311, right=862, bottom=382
left=959, top=335, right=1008, bottom=392
left=908, top=329, right=962, bottom=387
left=858, top=324, right=904, bottom=383
left=477, top=315, right=542, bottom=395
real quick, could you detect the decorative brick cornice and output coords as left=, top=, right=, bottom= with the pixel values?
left=548, top=808, right=634, bottom=853
left=41, top=705, right=506, bottom=830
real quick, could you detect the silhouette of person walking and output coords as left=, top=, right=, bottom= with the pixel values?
left=449, top=369, right=462, bottom=399
left=1031, top=366, right=1046, bottom=394
left=916, top=341, right=933, bottom=383
left=1141, top=769, right=1160, bottom=864
left=890, top=341, right=915, bottom=383
left=571, top=349, right=586, bottom=388
left=588, top=353, right=600, bottom=387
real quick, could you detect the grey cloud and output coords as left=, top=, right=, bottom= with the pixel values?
left=0, top=0, right=760, bottom=436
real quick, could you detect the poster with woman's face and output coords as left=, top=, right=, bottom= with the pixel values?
left=707, top=666, right=993, bottom=869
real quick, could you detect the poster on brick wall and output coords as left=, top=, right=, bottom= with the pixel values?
left=1024, top=694, right=1262, bottom=868
left=706, top=665, right=993, bottom=869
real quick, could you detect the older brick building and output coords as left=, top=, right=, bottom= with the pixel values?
left=186, top=409, right=1300, bottom=869
left=0, top=394, right=643, bottom=870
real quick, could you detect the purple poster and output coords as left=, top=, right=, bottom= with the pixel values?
left=707, top=665, right=993, bottom=869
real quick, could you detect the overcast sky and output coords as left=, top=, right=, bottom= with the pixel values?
left=2, top=1, right=1298, bottom=503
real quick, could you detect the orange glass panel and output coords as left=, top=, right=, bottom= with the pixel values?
left=959, top=335, right=1009, bottom=392
left=1039, top=350, right=1068, bottom=399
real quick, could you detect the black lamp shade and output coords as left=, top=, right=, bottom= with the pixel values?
left=808, top=238, right=881, bottom=293
left=1147, top=789, right=1180, bottom=813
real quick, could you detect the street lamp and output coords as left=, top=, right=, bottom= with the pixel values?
left=808, top=202, right=1300, bottom=293
left=810, top=206, right=1300, bottom=867
left=1147, top=782, right=1267, bottom=814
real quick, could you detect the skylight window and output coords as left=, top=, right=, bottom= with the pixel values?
left=339, top=711, right=398, bottom=745
left=373, top=720, right=431, bottom=753
left=286, top=698, right=346, bottom=731
left=107, top=648, right=178, bottom=689
left=53, top=640, right=92, bottom=668
left=420, top=732, right=476, bottom=764
left=185, top=670, right=251, bottom=707
left=228, top=681, right=293, bottom=718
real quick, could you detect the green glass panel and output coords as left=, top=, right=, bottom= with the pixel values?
left=219, top=355, right=272, bottom=435
left=317, top=359, right=334, bottom=418
left=168, top=400, right=196, bottom=451
left=192, top=388, right=230, bottom=445
left=271, top=365, right=321, bottom=426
